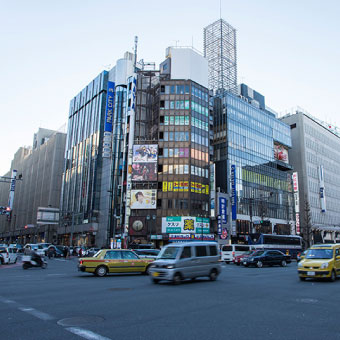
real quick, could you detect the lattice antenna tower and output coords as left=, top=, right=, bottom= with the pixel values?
left=204, top=19, right=237, bottom=95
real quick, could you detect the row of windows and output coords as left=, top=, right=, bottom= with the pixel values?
left=161, top=131, right=190, bottom=142
left=191, top=133, right=209, bottom=147
left=192, top=85, right=209, bottom=103
left=161, top=199, right=210, bottom=212
left=161, top=115, right=189, bottom=126
left=191, top=100, right=209, bottom=117
left=162, top=147, right=189, bottom=158
left=191, top=165, right=209, bottom=178
left=192, top=117, right=209, bottom=132
left=162, top=164, right=189, bottom=175
left=160, top=85, right=190, bottom=95
left=160, top=100, right=190, bottom=110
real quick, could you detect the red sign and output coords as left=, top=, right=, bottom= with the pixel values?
left=296, top=213, right=300, bottom=234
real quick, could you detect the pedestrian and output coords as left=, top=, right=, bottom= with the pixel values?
left=78, top=247, right=82, bottom=257
left=63, top=246, right=68, bottom=259
left=47, top=246, right=54, bottom=259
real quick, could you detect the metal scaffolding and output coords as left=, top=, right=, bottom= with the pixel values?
left=204, top=19, right=237, bottom=95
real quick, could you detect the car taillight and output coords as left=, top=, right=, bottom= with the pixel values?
left=232, top=251, right=235, bottom=258
left=79, top=260, right=83, bottom=265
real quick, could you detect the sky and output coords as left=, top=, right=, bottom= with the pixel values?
left=1, top=0, right=339, bottom=175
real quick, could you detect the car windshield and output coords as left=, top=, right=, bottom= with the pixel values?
left=158, top=247, right=180, bottom=259
left=306, top=249, right=333, bottom=259
left=252, top=251, right=265, bottom=256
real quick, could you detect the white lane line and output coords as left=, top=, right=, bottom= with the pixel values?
left=18, top=307, right=55, bottom=321
left=0, top=297, right=16, bottom=304
left=66, top=327, right=112, bottom=340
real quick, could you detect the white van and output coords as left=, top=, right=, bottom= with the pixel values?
left=221, top=244, right=252, bottom=263
left=149, top=242, right=221, bottom=284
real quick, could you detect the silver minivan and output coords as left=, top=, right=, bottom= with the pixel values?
left=149, top=242, right=221, bottom=284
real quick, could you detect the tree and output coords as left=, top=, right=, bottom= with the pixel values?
left=302, top=198, right=313, bottom=248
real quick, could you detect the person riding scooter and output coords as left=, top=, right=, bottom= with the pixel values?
left=24, top=246, right=43, bottom=266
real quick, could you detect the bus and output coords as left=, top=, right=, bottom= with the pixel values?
left=247, top=234, right=303, bottom=259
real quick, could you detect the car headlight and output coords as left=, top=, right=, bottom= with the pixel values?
left=166, top=265, right=175, bottom=269
left=321, top=263, right=329, bottom=269
left=298, top=262, right=303, bottom=267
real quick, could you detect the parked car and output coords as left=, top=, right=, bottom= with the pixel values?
left=133, top=249, right=160, bottom=259
left=0, top=247, right=18, bottom=264
left=78, top=249, right=154, bottom=277
left=85, top=248, right=100, bottom=257
left=46, top=245, right=64, bottom=258
left=233, top=250, right=257, bottom=266
left=298, top=244, right=340, bottom=282
left=149, top=242, right=221, bottom=284
left=24, top=244, right=45, bottom=256
left=37, top=243, right=51, bottom=255
left=221, top=244, right=253, bottom=263
left=243, top=250, right=291, bottom=268
left=9, top=244, right=23, bottom=253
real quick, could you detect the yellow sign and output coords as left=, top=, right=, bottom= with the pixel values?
left=162, top=181, right=168, bottom=192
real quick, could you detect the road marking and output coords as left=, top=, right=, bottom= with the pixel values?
left=0, top=297, right=16, bottom=304
left=18, top=307, right=55, bottom=321
left=47, top=273, right=65, bottom=276
left=66, top=327, right=112, bottom=340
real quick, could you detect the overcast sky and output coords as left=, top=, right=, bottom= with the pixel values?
left=1, top=0, right=339, bottom=175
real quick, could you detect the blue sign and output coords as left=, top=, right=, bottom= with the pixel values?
left=217, top=216, right=222, bottom=235
left=104, top=81, right=115, bottom=133
left=231, top=164, right=237, bottom=220
left=219, top=197, right=227, bottom=224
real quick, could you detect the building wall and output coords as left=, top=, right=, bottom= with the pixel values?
left=0, top=132, right=66, bottom=243
left=281, top=113, right=340, bottom=242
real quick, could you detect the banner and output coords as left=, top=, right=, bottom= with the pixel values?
left=131, top=163, right=157, bottom=181
left=231, top=164, right=237, bottom=220
left=130, top=190, right=157, bottom=209
left=102, top=81, right=115, bottom=158
left=132, top=145, right=158, bottom=163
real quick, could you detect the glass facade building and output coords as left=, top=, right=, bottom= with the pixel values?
left=213, top=84, right=295, bottom=238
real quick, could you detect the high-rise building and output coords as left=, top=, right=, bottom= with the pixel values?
left=204, top=19, right=237, bottom=94
left=61, top=46, right=214, bottom=248
left=281, top=110, right=340, bottom=245
left=213, top=84, right=295, bottom=241
left=0, top=129, right=66, bottom=244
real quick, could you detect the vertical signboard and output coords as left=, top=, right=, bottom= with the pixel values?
left=8, top=169, right=17, bottom=210
left=102, top=81, right=115, bottom=158
left=231, top=165, right=237, bottom=220
left=318, top=165, right=326, bottom=212
left=292, top=172, right=300, bottom=234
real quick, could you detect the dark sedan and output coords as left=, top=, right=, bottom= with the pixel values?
left=243, top=250, right=291, bottom=268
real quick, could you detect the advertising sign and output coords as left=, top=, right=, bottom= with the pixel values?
left=292, top=172, right=299, bottom=193
left=8, top=169, right=17, bottom=210
left=132, top=145, right=158, bottom=163
left=102, top=81, right=115, bottom=158
left=274, top=143, right=289, bottom=163
left=217, top=193, right=228, bottom=225
left=296, top=213, right=300, bottom=234
left=36, top=207, right=60, bottom=225
left=231, top=164, right=237, bottom=220
left=130, top=190, right=157, bottom=209
left=169, top=234, right=215, bottom=242
left=162, top=216, right=210, bottom=234
left=131, top=163, right=157, bottom=181
left=318, top=165, right=327, bottom=212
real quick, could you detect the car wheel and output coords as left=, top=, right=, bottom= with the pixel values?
left=152, top=279, right=159, bottom=284
left=256, top=261, right=263, bottom=268
left=41, top=262, right=47, bottom=269
left=330, top=270, right=336, bottom=282
left=143, top=265, right=151, bottom=275
left=281, top=260, right=287, bottom=267
left=95, top=266, right=108, bottom=277
left=173, top=272, right=182, bottom=285
left=22, top=263, right=29, bottom=270
left=299, top=276, right=306, bottom=281
left=209, top=269, right=218, bottom=281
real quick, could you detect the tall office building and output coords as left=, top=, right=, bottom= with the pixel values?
left=0, top=129, right=66, bottom=244
left=204, top=19, right=237, bottom=95
left=61, top=47, right=214, bottom=248
left=281, top=110, right=340, bottom=245
left=213, top=84, right=295, bottom=241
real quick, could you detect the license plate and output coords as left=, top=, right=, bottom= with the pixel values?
left=152, top=272, right=159, bottom=277
left=307, top=271, right=315, bottom=276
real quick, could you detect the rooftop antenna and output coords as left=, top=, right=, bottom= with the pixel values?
left=134, top=36, right=138, bottom=71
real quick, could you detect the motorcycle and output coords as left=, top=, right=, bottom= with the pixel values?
left=22, top=255, right=47, bottom=269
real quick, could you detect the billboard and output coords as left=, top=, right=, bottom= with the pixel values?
left=130, top=190, right=157, bottom=209
left=274, top=143, right=289, bottom=163
left=37, top=207, right=60, bottom=225
left=131, top=163, right=157, bottom=181
left=102, top=81, right=115, bottom=158
left=162, top=216, right=210, bottom=234
left=231, top=165, right=237, bottom=220
left=132, top=144, right=158, bottom=163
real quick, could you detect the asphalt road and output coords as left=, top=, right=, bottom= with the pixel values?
left=0, top=257, right=339, bottom=340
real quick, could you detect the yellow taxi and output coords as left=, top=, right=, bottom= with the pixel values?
left=298, top=244, right=340, bottom=281
left=78, top=249, right=154, bottom=277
